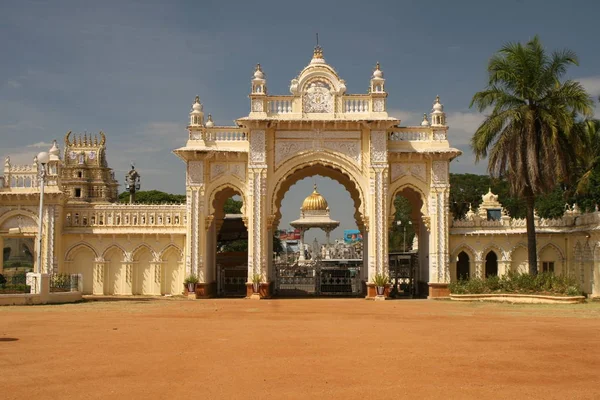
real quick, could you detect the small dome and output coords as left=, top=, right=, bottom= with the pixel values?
left=49, top=140, right=60, bottom=157
left=432, top=95, right=443, bottom=112
left=301, top=184, right=329, bottom=211
left=254, top=64, right=264, bottom=79
left=482, top=188, right=498, bottom=203
left=205, top=114, right=214, bottom=128
left=421, top=113, right=430, bottom=126
left=191, top=96, right=203, bottom=113
left=373, top=62, right=383, bottom=79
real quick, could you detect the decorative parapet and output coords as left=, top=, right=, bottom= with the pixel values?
left=451, top=209, right=600, bottom=233
left=185, top=126, right=249, bottom=152
left=1, top=157, right=60, bottom=191
left=388, top=127, right=447, bottom=142
left=249, top=93, right=387, bottom=119
left=64, top=204, right=187, bottom=233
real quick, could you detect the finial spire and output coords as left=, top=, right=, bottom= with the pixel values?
left=312, top=33, right=323, bottom=60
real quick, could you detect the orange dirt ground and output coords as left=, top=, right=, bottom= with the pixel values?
left=2, top=297, right=600, bottom=400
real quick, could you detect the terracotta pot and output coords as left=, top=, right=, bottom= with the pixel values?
left=252, top=282, right=260, bottom=293
left=376, top=286, right=385, bottom=296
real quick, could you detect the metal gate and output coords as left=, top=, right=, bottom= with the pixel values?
left=275, top=261, right=362, bottom=297
left=217, top=265, right=247, bottom=297
left=388, top=253, right=418, bottom=298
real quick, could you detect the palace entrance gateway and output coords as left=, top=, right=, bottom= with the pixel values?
left=173, top=45, right=460, bottom=298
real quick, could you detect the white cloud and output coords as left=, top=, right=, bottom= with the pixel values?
left=27, top=141, right=53, bottom=148
left=6, top=80, right=21, bottom=89
left=578, top=76, right=600, bottom=97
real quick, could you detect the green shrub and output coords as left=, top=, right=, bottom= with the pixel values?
left=449, top=272, right=583, bottom=296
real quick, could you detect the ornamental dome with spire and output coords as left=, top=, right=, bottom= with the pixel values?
left=301, top=184, right=329, bottom=211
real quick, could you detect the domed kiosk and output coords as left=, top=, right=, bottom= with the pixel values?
left=290, top=184, right=340, bottom=262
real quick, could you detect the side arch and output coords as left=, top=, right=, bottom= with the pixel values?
left=101, top=244, right=127, bottom=260
left=131, top=243, right=157, bottom=261
left=65, top=242, right=98, bottom=261
left=539, top=242, right=565, bottom=261
left=207, top=179, right=247, bottom=218
left=159, top=243, right=183, bottom=261
left=387, top=180, right=429, bottom=221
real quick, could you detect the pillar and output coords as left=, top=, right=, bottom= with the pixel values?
left=92, top=259, right=105, bottom=295
left=428, top=160, right=450, bottom=297
left=0, top=236, right=4, bottom=275
left=474, top=251, right=484, bottom=279
left=151, top=261, right=162, bottom=295
left=247, top=129, right=269, bottom=298
left=122, top=253, right=133, bottom=295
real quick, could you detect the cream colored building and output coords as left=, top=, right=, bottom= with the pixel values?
left=1, top=45, right=598, bottom=298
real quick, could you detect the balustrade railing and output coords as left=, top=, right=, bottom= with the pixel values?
left=64, top=205, right=186, bottom=228
left=189, top=128, right=248, bottom=142
left=267, top=97, right=293, bottom=114
left=344, top=96, right=370, bottom=113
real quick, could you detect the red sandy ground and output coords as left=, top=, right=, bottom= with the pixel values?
left=2, top=298, right=600, bottom=400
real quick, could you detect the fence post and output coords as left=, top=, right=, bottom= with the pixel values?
left=26, top=272, right=41, bottom=295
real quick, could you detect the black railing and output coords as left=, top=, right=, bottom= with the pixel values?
left=0, top=272, right=31, bottom=293
left=50, top=273, right=79, bottom=292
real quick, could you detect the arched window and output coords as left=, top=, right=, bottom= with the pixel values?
left=485, top=251, right=498, bottom=277
left=457, top=251, right=470, bottom=280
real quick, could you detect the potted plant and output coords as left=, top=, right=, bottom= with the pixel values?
left=183, top=273, right=199, bottom=295
left=372, top=272, right=389, bottom=296
left=251, top=273, right=262, bottom=294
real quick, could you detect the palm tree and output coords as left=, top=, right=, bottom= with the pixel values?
left=573, top=116, right=600, bottom=195
left=470, top=36, right=594, bottom=275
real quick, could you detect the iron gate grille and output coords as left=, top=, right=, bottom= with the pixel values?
left=217, top=265, right=247, bottom=297
left=388, top=253, right=417, bottom=298
left=275, top=261, right=362, bottom=297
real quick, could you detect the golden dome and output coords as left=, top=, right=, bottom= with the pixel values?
left=301, top=184, right=328, bottom=211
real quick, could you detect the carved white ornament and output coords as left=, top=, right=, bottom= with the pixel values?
left=274, top=131, right=361, bottom=167
left=370, top=131, right=387, bottom=164
left=390, top=163, right=426, bottom=182
left=250, top=130, right=266, bottom=164
left=251, top=99, right=263, bottom=112
left=210, top=163, right=227, bottom=180
left=187, top=161, right=204, bottom=186
left=230, top=162, right=246, bottom=181
left=373, top=98, right=385, bottom=112
left=303, top=82, right=333, bottom=113
left=432, top=161, right=448, bottom=184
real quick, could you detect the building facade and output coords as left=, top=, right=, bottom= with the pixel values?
left=1, top=46, right=598, bottom=298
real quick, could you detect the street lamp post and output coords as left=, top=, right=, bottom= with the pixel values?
left=36, top=151, right=49, bottom=274
left=396, top=220, right=412, bottom=252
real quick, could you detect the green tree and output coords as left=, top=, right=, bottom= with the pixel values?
left=118, top=190, right=185, bottom=204
left=573, top=117, right=600, bottom=198
left=223, top=197, right=243, bottom=214
left=470, top=36, right=594, bottom=274
left=389, top=195, right=415, bottom=252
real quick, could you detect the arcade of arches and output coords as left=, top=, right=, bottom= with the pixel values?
left=1, top=46, right=599, bottom=298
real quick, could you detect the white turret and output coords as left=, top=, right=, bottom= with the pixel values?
left=48, top=139, right=60, bottom=161
left=205, top=114, right=214, bottom=128
left=189, top=96, right=204, bottom=127
left=251, top=64, right=267, bottom=95
left=421, top=113, right=430, bottom=127
left=430, top=95, right=446, bottom=126
left=370, top=62, right=385, bottom=93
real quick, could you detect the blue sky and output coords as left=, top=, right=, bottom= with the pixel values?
left=2, top=0, right=600, bottom=243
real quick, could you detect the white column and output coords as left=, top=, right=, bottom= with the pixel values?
left=298, top=228, right=306, bottom=261
left=247, top=129, right=267, bottom=284
left=93, top=260, right=105, bottom=295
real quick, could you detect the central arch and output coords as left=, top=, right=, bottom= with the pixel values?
left=270, top=153, right=366, bottom=231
